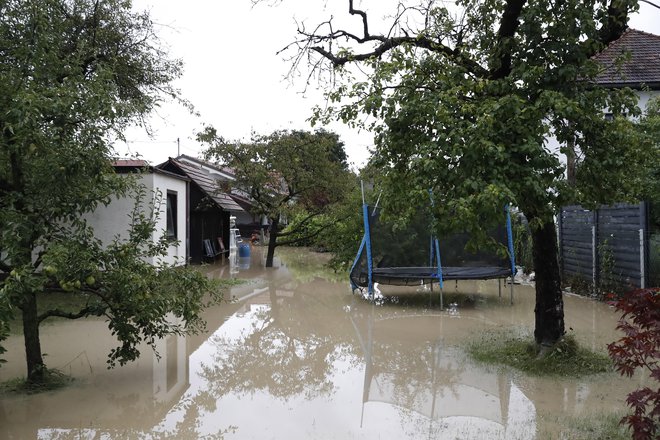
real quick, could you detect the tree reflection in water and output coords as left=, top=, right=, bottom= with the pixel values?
left=194, top=264, right=535, bottom=439
left=198, top=283, right=358, bottom=402
left=350, top=301, right=534, bottom=438
left=0, top=248, right=641, bottom=439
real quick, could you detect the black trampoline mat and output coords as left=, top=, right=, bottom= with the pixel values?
left=350, top=266, right=512, bottom=287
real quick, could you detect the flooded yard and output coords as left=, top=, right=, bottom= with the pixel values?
left=0, top=247, right=641, bottom=439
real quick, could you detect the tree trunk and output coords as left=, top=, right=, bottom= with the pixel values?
left=531, top=218, right=565, bottom=346
left=265, top=217, right=279, bottom=268
left=566, top=141, right=576, bottom=186
left=22, top=290, right=45, bottom=383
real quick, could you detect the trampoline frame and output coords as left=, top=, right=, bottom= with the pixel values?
left=350, top=201, right=517, bottom=307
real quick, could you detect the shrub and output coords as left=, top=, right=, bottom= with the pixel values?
left=607, top=288, right=660, bottom=440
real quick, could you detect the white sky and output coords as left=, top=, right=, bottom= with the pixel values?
left=118, top=0, right=660, bottom=169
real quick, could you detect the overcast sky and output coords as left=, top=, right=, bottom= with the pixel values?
left=119, top=0, right=660, bottom=168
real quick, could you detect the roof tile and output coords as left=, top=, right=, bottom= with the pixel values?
left=593, top=29, right=660, bottom=87
left=170, top=159, right=244, bottom=212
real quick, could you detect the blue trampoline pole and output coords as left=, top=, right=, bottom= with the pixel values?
left=363, top=204, right=374, bottom=298
left=505, top=204, right=516, bottom=305
left=428, top=189, right=444, bottom=308
left=349, top=234, right=367, bottom=292
left=434, top=238, right=444, bottom=310
left=359, top=181, right=374, bottom=298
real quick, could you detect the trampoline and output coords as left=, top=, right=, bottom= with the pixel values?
left=349, top=197, right=517, bottom=307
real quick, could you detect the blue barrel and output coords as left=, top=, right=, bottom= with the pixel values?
left=238, top=243, right=251, bottom=258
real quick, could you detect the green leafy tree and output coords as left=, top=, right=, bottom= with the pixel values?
left=199, top=128, right=354, bottom=267
left=310, top=166, right=381, bottom=271
left=638, top=97, right=660, bottom=219
left=265, top=0, right=652, bottom=347
left=0, top=0, right=218, bottom=385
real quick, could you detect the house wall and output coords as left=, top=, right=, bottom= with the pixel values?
left=152, top=173, right=187, bottom=266
left=234, top=210, right=258, bottom=228
left=545, top=89, right=659, bottom=166
left=637, top=90, right=659, bottom=111
left=83, top=173, right=187, bottom=267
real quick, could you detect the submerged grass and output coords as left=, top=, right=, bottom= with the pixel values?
left=0, top=368, right=73, bottom=395
left=468, top=331, right=613, bottom=377
left=541, top=411, right=630, bottom=439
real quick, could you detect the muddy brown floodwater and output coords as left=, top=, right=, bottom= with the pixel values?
left=0, top=247, right=643, bottom=439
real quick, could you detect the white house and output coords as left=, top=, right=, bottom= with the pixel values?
left=83, top=160, right=189, bottom=266
left=547, top=29, right=660, bottom=162
left=591, top=28, right=660, bottom=109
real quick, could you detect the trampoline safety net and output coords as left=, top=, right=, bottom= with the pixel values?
left=349, top=205, right=515, bottom=289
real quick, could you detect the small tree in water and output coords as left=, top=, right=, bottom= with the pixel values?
left=0, top=0, right=219, bottom=385
left=199, top=128, right=353, bottom=268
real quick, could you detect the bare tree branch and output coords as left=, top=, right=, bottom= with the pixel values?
left=279, top=0, right=634, bottom=84
left=38, top=305, right=106, bottom=324
left=639, top=0, right=660, bottom=10
left=276, top=219, right=341, bottom=246
left=282, top=1, right=489, bottom=79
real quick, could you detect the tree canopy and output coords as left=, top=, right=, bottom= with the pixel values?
left=264, top=0, right=653, bottom=346
left=0, top=0, right=218, bottom=384
left=199, top=128, right=354, bottom=267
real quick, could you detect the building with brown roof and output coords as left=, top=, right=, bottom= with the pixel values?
left=158, top=157, right=247, bottom=264
left=592, top=29, right=660, bottom=89
left=170, top=155, right=266, bottom=237
left=592, top=28, right=660, bottom=109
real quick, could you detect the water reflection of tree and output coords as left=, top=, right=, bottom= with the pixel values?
left=352, top=306, right=464, bottom=414
left=351, top=303, right=514, bottom=438
left=277, top=247, right=346, bottom=284
left=197, top=283, right=358, bottom=402
left=376, top=342, right=463, bottom=409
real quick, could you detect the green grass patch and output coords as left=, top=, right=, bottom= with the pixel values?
left=219, top=278, right=246, bottom=287
left=0, top=368, right=73, bottom=395
left=468, top=331, right=613, bottom=377
left=541, top=411, right=630, bottom=440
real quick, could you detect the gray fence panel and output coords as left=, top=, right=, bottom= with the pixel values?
left=559, top=203, right=648, bottom=291
left=559, top=206, right=596, bottom=282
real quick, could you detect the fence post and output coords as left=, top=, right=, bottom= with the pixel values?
left=640, top=201, right=649, bottom=289
left=640, top=228, right=645, bottom=289
left=592, top=224, right=597, bottom=296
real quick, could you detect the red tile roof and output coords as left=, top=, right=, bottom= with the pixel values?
left=593, top=29, right=660, bottom=88
left=113, top=159, right=150, bottom=167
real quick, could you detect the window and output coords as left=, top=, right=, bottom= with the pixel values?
left=604, top=112, right=627, bottom=121
left=166, top=191, right=177, bottom=240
